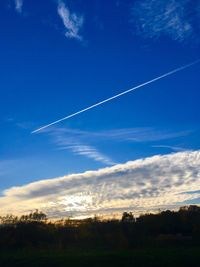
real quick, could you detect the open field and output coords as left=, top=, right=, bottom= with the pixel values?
left=1, top=247, right=200, bottom=267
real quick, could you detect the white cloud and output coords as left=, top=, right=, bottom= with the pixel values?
left=57, top=1, right=83, bottom=40
left=0, top=150, right=199, bottom=218
left=131, top=0, right=200, bottom=42
left=15, top=0, right=23, bottom=13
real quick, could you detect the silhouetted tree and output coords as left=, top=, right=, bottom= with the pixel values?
left=121, top=212, right=135, bottom=223
left=28, top=210, right=47, bottom=222
left=0, top=206, right=200, bottom=250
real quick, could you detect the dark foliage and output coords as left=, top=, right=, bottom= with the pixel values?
left=1, top=206, right=200, bottom=250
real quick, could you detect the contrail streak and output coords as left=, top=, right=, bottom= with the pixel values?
left=32, top=60, right=200, bottom=133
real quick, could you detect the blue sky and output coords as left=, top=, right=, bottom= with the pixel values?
left=0, top=0, right=200, bottom=217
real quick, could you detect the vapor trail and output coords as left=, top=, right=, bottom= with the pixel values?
left=32, top=60, right=200, bottom=133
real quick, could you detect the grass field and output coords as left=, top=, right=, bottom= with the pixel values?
left=0, top=247, right=200, bottom=267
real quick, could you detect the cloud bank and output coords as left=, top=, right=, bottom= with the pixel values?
left=57, top=1, right=84, bottom=40
left=131, top=0, right=200, bottom=43
left=0, top=150, right=200, bottom=218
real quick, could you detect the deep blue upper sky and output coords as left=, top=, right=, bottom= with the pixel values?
left=0, top=0, right=200, bottom=191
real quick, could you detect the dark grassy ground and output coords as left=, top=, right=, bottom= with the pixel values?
left=0, top=247, right=200, bottom=267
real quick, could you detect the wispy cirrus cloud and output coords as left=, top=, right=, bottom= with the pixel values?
left=0, top=151, right=199, bottom=218
left=62, top=144, right=115, bottom=165
left=152, top=145, right=191, bottom=152
left=15, top=0, right=23, bottom=13
left=94, top=128, right=191, bottom=142
left=131, top=0, right=200, bottom=43
left=48, top=127, right=115, bottom=165
left=57, top=1, right=84, bottom=40
left=41, top=126, right=191, bottom=165
left=42, top=126, right=190, bottom=165
left=47, top=126, right=191, bottom=143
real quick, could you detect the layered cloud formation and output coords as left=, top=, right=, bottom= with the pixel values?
left=0, top=150, right=199, bottom=218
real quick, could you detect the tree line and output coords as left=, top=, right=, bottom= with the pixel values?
left=1, top=205, right=200, bottom=249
